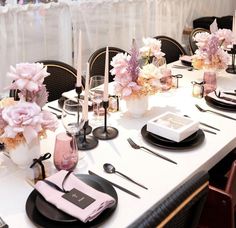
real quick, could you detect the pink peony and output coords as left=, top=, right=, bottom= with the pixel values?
left=41, top=110, right=58, bottom=132
left=1, top=101, right=43, bottom=143
left=7, top=62, right=49, bottom=93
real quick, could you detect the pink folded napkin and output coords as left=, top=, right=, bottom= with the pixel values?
left=35, top=170, right=116, bottom=223
left=207, top=91, right=236, bottom=106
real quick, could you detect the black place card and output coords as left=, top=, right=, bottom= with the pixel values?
left=62, top=188, right=95, bottom=209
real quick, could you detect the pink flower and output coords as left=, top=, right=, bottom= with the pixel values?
left=110, top=53, right=130, bottom=77
left=7, top=63, right=49, bottom=93
left=41, top=110, right=58, bottom=131
left=216, top=29, right=234, bottom=48
left=1, top=101, right=43, bottom=143
left=139, top=37, right=165, bottom=59
left=0, top=108, right=7, bottom=130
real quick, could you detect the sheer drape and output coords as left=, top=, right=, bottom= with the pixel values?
left=0, top=2, right=72, bottom=93
left=0, top=0, right=235, bottom=92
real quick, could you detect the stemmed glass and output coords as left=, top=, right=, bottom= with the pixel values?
left=89, top=75, right=105, bottom=124
left=54, top=99, right=85, bottom=171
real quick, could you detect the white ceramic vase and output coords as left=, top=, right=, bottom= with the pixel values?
left=9, top=138, right=41, bottom=168
left=125, top=96, right=149, bottom=118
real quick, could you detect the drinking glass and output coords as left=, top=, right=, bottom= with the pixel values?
left=54, top=99, right=84, bottom=171
left=89, top=75, right=105, bottom=122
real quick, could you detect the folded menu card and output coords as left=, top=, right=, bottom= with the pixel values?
left=35, top=170, right=116, bottom=223
left=207, top=91, right=236, bottom=105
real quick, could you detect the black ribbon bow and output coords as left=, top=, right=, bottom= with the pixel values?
left=30, top=152, right=51, bottom=179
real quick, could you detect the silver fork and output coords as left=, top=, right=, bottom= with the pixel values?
left=195, top=104, right=236, bottom=121
left=127, top=138, right=177, bottom=165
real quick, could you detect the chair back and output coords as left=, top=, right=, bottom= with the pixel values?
left=225, top=160, right=236, bottom=206
left=128, top=171, right=209, bottom=228
left=88, top=47, right=126, bottom=82
left=37, top=60, right=82, bottom=102
left=189, top=28, right=210, bottom=55
left=154, top=35, right=187, bottom=64
left=199, top=159, right=236, bottom=228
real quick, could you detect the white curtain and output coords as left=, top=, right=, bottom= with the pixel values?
left=70, top=0, right=235, bottom=71
left=0, top=2, right=72, bottom=93
left=0, top=0, right=235, bottom=93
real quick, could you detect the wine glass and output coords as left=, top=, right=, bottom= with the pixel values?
left=54, top=99, right=84, bottom=171
left=89, top=75, right=105, bottom=124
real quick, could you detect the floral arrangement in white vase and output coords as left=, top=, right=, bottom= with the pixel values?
left=192, top=20, right=234, bottom=70
left=110, top=37, right=165, bottom=100
left=0, top=63, right=58, bottom=152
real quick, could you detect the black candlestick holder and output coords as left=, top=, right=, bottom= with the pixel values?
left=76, top=120, right=98, bottom=150
left=92, top=100, right=118, bottom=140
left=226, top=44, right=236, bottom=74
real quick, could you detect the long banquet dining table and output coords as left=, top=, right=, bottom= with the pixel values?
left=1, top=61, right=236, bottom=227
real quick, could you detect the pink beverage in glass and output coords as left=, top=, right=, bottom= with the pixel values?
left=53, top=132, right=78, bottom=171
left=203, top=71, right=217, bottom=95
left=92, top=90, right=105, bottom=116
left=160, top=68, right=172, bottom=91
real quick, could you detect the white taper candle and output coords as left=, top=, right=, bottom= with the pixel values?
left=82, top=62, right=90, bottom=121
left=103, top=46, right=109, bottom=101
left=76, top=30, right=82, bottom=87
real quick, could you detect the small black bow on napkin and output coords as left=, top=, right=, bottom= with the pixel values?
left=214, top=91, right=236, bottom=103
left=30, top=152, right=51, bottom=179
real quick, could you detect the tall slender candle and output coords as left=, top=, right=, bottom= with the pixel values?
left=82, top=62, right=90, bottom=121
left=233, top=11, right=236, bottom=44
left=103, top=46, right=109, bottom=101
left=76, top=30, right=82, bottom=87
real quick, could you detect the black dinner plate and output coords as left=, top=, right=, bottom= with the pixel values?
left=141, top=125, right=205, bottom=150
left=205, top=95, right=236, bottom=112
left=58, top=96, right=93, bottom=111
left=25, top=174, right=118, bottom=228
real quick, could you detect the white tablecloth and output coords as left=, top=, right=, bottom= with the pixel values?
left=1, top=63, right=236, bottom=227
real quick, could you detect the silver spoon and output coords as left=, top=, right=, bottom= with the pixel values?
left=103, top=163, right=148, bottom=190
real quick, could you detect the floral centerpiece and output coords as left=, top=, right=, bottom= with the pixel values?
left=0, top=63, right=58, bottom=165
left=110, top=38, right=165, bottom=117
left=110, top=37, right=165, bottom=100
left=191, top=20, right=234, bottom=95
left=192, top=20, right=234, bottom=70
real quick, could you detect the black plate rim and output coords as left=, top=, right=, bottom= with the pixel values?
left=25, top=174, right=118, bottom=228
left=141, top=125, right=205, bottom=150
left=205, top=96, right=236, bottom=111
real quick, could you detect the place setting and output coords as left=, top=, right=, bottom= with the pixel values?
left=139, top=112, right=205, bottom=150
left=25, top=170, right=118, bottom=228
left=205, top=90, right=236, bottom=112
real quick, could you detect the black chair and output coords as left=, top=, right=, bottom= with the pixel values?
left=9, top=60, right=83, bottom=102
left=154, top=35, right=187, bottom=64
left=128, top=171, right=209, bottom=228
left=88, top=47, right=127, bottom=82
left=37, top=60, right=82, bottom=102
left=189, top=28, right=210, bottom=55
left=193, top=16, right=233, bottom=30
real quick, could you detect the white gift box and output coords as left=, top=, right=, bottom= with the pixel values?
left=147, top=112, right=199, bottom=142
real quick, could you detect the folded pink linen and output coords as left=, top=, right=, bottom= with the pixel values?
left=207, top=91, right=236, bottom=105
left=35, top=170, right=116, bottom=223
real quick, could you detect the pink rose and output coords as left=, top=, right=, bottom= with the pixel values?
left=1, top=101, right=43, bottom=143
left=7, top=63, right=49, bottom=93
left=41, top=110, right=58, bottom=132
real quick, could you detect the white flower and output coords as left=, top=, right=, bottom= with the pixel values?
left=139, top=63, right=161, bottom=79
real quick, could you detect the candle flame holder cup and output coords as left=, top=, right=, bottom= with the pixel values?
left=92, top=100, right=118, bottom=140
left=76, top=120, right=98, bottom=150
left=226, top=44, right=236, bottom=74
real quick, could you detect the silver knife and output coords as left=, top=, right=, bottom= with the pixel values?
left=184, top=115, right=220, bottom=131
left=201, top=128, right=216, bottom=135
left=88, top=170, right=140, bottom=199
